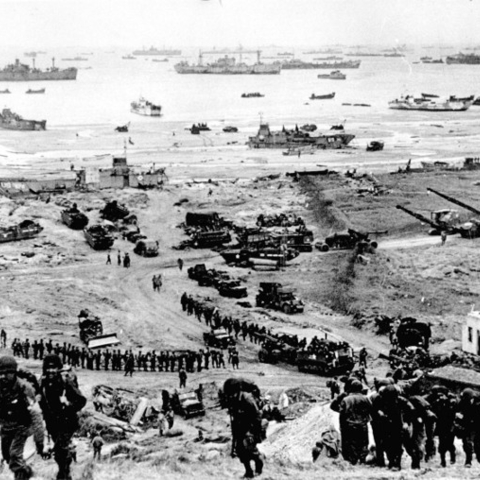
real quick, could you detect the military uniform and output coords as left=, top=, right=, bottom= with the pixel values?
left=39, top=354, right=86, bottom=480
left=0, top=356, right=37, bottom=480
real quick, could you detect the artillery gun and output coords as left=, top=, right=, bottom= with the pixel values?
left=315, top=228, right=384, bottom=253
left=395, top=205, right=459, bottom=236
left=426, top=188, right=480, bottom=239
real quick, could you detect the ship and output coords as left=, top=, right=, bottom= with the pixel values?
left=248, top=123, right=355, bottom=149
left=388, top=95, right=474, bottom=112
left=26, top=88, right=45, bottom=94
left=446, top=53, right=480, bottom=65
left=0, top=108, right=46, bottom=130
left=317, top=70, right=346, bottom=80
left=280, top=59, right=360, bottom=70
left=309, top=92, right=335, bottom=100
left=122, top=55, right=136, bottom=60
left=0, top=89, right=10, bottom=94
left=130, top=97, right=162, bottom=116
left=62, top=57, right=89, bottom=61
left=174, top=52, right=281, bottom=74
left=0, top=58, right=76, bottom=81
left=132, top=47, right=181, bottom=56
left=61, top=204, right=89, bottom=230
left=0, top=220, right=43, bottom=243
left=241, top=92, right=264, bottom=98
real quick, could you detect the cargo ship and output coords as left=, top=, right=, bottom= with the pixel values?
left=0, top=109, right=46, bottom=130
left=280, top=59, right=360, bottom=70
left=388, top=95, right=474, bottom=112
left=248, top=123, right=355, bottom=149
left=446, top=53, right=480, bottom=65
left=175, top=52, right=281, bottom=74
left=0, top=58, right=77, bottom=81
left=130, top=97, right=162, bottom=116
left=132, top=47, right=181, bottom=56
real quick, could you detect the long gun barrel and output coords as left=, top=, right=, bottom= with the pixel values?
left=427, top=188, right=480, bottom=216
left=395, top=205, right=443, bottom=230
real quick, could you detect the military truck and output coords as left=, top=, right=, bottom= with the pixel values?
left=171, top=389, right=205, bottom=419
left=133, top=239, right=159, bottom=257
left=203, top=328, right=236, bottom=349
left=297, top=340, right=355, bottom=375
left=315, top=228, right=382, bottom=253
left=395, top=317, right=432, bottom=351
left=256, top=282, right=304, bottom=314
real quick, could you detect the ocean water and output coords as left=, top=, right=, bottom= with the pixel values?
left=0, top=47, right=479, bottom=133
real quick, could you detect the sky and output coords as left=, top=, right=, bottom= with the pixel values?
left=0, top=0, right=479, bottom=49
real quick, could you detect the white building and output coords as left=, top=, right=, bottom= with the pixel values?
left=462, top=308, right=480, bottom=355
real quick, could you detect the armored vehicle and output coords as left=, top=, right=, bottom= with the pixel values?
left=203, top=328, right=236, bottom=349
left=133, top=239, right=159, bottom=257
left=61, top=204, right=89, bottom=230
left=217, top=281, right=248, bottom=299
left=0, top=219, right=43, bottom=243
left=297, top=340, right=355, bottom=375
left=78, top=309, right=103, bottom=343
left=84, top=224, right=115, bottom=250
left=258, top=335, right=297, bottom=365
left=171, top=389, right=205, bottom=419
left=256, top=282, right=304, bottom=314
left=100, top=200, right=130, bottom=222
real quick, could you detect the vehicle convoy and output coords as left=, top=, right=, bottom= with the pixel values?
left=133, top=239, right=159, bottom=257
left=188, top=264, right=248, bottom=297
left=203, top=328, right=236, bottom=349
left=0, top=219, right=43, bottom=243
left=84, top=224, right=115, bottom=250
left=171, top=389, right=205, bottom=419
left=256, top=282, right=304, bottom=314
left=396, top=204, right=460, bottom=235
left=426, top=187, right=480, bottom=239
left=61, top=203, right=89, bottom=230
left=296, top=339, right=356, bottom=375
left=314, top=228, right=383, bottom=252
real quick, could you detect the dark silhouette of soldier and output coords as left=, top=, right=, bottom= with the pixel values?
left=223, top=378, right=264, bottom=478
left=0, top=356, right=38, bottom=480
left=38, top=354, right=86, bottom=480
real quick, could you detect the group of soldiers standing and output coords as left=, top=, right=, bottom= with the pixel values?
left=331, top=374, right=479, bottom=471
left=10, top=337, right=239, bottom=375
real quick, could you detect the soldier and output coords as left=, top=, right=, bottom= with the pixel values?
left=177, top=258, right=184, bottom=271
left=457, top=388, right=480, bottom=467
left=106, top=254, right=111, bottom=265
left=123, top=252, right=131, bottom=268
left=232, top=349, right=240, bottom=370
left=179, top=367, right=187, bottom=388
left=326, top=377, right=341, bottom=399
left=0, top=328, right=6, bottom=348
left=223, top=378, right=264, bottom=478
left=38, top=339, right=45, bottom=360
left=358, top=347, right=368, bottom=368
left=332, top=379, right=372, bottom=465
left=0, top=356, right=40, bottom=480
left=39, top=354, right=86, bottom=480
left=91, top=433, right=104, bottom=461
left=124, top=353, right=135, bottom=377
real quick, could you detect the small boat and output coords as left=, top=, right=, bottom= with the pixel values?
left=190, top=123, right=210, bottom=134
left=317, top=70, right=346, bottom=80
left=122, top=55, right=136, bottom=60
left=241, top=92, right=265, bottom=98
left=366, top=141, right=384, bottom=152
left=389, top=94, right=474, bottom=111
left=0, top=89, right=11, bottom=94
left=130, top=97, right=162, bottom=116
left=223, top=126, right=238, bottom=133
left=309, top=92, right=335, bottom=100
left=26, top=88, right=45, bottom=94
left=152, top=58, right=169, bottom=62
